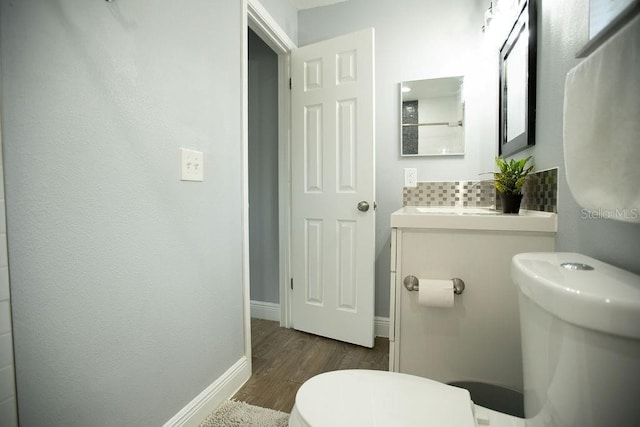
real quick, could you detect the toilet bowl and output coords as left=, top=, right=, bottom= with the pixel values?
left=290, top=253, right=640, bottom=426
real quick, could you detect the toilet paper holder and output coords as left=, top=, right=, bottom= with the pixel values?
left=403, top=275, right=465, bottom=295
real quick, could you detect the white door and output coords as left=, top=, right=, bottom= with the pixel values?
left=291, top=28, right=375, bottom=348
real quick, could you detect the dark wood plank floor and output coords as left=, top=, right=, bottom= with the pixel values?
left=232, top=318, right=389, bottom=413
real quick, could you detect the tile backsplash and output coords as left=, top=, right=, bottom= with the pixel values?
left=520, top=168, right=558, bottom=212
left=403, top=180, right=495, bottom=207
left=403, top=168, right=558, bottom=213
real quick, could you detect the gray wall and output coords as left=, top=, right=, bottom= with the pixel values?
left=255, top=0, right=299, bottom=44
left=299, top=0, right=492, bottom=317
left=299, top=0, right=640, bottom=318
left=530, top=0, right=640, bottom=273
left=0, top=1, right=245, bottom=425
left=0, top=116, right=17, bottom=424
left=249, top=29, right=280, bottom=304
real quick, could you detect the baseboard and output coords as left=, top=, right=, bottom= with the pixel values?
left=375, top=316, right=390, bottom=338
left=250, top=300, right=281, bottom=322
left=163, top=356, right=251, bottom=427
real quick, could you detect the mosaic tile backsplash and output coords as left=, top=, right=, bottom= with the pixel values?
left=403, top=168, right=558, bottom=213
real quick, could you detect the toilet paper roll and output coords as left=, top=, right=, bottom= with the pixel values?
left=418, top=279, right=454, bottom=308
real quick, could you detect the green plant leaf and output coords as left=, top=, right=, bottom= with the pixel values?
left=492, top=156, right=534, bottom=195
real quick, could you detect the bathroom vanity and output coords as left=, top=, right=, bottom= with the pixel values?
left=389, top=206, right=557, bottom=396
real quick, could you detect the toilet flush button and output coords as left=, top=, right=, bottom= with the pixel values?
left=561, top=262, right=595, bottom=271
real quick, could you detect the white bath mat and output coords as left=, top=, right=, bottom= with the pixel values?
left=199, top=400, right=290, bottom=427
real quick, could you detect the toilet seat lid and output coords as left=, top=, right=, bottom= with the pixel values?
left=294, top=370, right=476, bottom=427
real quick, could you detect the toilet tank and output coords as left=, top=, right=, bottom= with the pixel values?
left=512, top=252, right=640, bottom=427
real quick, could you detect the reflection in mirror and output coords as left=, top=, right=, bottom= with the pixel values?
left=400, top=76, right=465, bottom=156
left=506, top=34, right=527, bottom=142
left=499, top=0, right=536, bottom=156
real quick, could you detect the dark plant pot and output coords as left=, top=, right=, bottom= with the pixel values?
left=500, top=193, right=523, bottom=214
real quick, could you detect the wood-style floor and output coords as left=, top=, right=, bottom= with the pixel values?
left=232, top=318, right=389, bottom=413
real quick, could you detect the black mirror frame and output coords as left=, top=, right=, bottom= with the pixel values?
left=498, top=0, right=537, bottom=156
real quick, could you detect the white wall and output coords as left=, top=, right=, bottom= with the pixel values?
left=248, top=29, right=280, bottom=304
left=0, top=1, right=245, bottom=425
left=299, top=0, right=494, bottom=317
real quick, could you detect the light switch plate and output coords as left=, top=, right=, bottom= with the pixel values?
left=404, top=168, right=417, bottom=187
left=180, top=148, right=204, bottom=181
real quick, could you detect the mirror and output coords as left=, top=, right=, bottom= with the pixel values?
left=499, top=0, right=537, bottom=156
left=400, top=76, right=465, bottom=156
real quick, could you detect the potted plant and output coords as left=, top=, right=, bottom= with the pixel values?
left=493, top=156, right=534, bottom=214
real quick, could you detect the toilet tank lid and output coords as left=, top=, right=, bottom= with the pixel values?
left=512, top=252, right=640, bottom=339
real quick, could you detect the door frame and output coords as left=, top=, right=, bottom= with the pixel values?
left=241, top=0, right=296, bottom=360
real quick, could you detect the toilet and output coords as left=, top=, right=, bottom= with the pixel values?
left=290, top=253, right=640, bottom=426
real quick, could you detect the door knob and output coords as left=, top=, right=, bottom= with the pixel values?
left=357, top=201, right=370, bottom=212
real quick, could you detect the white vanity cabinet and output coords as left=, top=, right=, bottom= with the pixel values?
left=389, top=207, right=556, bottom=394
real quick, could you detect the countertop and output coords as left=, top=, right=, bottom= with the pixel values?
left=390, top=206, right=558, bottom=232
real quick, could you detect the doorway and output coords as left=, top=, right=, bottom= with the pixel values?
left=248, top=27, right=281, bottom=321
left=244, top=3, right=295, bottom=372
left=243, top=1, right=377, bottom=353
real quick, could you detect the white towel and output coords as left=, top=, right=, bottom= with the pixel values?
left=563, top=14, right=640, bottom=223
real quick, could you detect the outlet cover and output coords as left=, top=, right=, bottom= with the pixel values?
left=180, top=148, right=204, bottom=181
left=404, top=168, right=417, bottom=187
